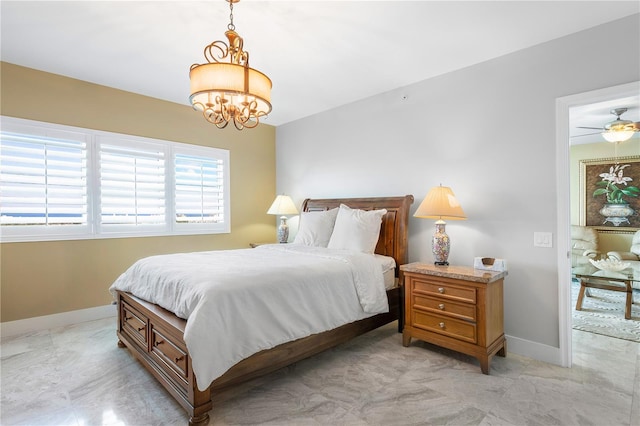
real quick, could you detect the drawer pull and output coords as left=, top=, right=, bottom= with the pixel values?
left=438, top=287, right=445, bottom=294
left=175, top=356, right=185, bottom=363
left=154, top=340, right=164, bottom=347
left=124, top=316, right=132, bottom=322
left=137, top=326, right=145, bottom=331
left=439, top=322, right=445, bottom=329
left=438, top=303, right=445, bottom=310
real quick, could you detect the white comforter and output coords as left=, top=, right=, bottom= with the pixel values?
left=109, top=244, right=389, bottom=390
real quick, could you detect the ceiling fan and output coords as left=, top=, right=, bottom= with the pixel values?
left=577, top=107, right=640, bottom=142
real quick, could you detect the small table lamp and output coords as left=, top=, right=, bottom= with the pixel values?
left=414, top=185, right=466, bottom=265
left=267, top=195, right=299, bottom=243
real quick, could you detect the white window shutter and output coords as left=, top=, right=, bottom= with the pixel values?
left=0, top=131, right=87, bottom=227
left=98, top=141, right=166, bottom=227
left=174, top=153, right=225, bottom=224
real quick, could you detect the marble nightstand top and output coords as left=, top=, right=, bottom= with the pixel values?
left=400, top=262, right=507, bottom=283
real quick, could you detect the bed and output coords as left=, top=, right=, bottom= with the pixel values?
left=112, top=195, right=413, bottom=425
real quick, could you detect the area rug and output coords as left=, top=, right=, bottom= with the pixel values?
left=571, top=280, right=640, bottom=343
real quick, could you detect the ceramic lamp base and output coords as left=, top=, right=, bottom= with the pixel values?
left=277, top=216, right=289, bottom=243
left=432, top=220, right=450, bottom=265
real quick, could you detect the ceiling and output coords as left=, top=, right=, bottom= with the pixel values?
left=1, top=1, right=639, bottom=131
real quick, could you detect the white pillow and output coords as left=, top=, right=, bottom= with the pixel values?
left=327, top=204, right=387, bottom=254
left=293, top=207, right=339, bottom=247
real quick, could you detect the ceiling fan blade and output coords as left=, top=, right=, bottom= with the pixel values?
left=571, top=131, right=601, bottom=138
left=576, top=126, right=603, bottom=130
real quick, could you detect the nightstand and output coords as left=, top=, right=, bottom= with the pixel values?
left=249, top=242, right=271, bottom=248
left=400, top=262, right=507, bottom=374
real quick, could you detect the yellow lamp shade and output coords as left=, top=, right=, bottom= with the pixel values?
left=267, top=195, right=298, bottom=216
left=414, top=185, right=466, bottom=221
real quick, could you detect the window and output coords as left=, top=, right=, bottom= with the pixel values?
left=0, top=117, right=230, bottom=242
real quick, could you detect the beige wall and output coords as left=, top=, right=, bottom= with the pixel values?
left=570, top=140, right=640, bottom=255
left=0, top=62, right=277, bottom=322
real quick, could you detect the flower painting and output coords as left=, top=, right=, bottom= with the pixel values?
left=593, top=163, right=640, bottom=204
left=581, top=156, right=640, bottom=231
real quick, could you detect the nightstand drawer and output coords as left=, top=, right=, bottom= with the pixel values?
left=413, top=310, right=477, bottom=344
left=121, top=302, right=148, bottom=350
left=413, top=294, right=476, bottom=321
left=412, top=279, right=476, bottom=304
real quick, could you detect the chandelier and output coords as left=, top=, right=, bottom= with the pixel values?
left=189, top=0, right=272, bottom=130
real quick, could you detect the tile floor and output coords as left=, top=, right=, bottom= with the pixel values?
left=1, top=317, right=639, bottom=425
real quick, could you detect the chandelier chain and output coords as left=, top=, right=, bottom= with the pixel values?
left=228, top=2, right=235, bottom=31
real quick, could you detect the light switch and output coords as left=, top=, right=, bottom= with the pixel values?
left=534, top=232, right=553, bottom=248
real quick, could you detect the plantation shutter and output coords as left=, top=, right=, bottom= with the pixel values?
left=99, top=142, right=166, bottom=226
left=0, top=131, right=87, bottom=226
left=175, top=153, right=225, bottom=224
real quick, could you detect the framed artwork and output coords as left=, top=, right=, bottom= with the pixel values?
left=580, top=155, right=640, bottom=233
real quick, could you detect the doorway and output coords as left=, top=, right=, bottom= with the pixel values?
left=556, top=81, right=640, bottom=367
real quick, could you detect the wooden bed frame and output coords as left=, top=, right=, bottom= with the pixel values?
left=115, top=195, right=414, bottom=425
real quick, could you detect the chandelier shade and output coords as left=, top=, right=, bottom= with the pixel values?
left=189, top=1, right=272, bottom=130
left=189, top=62, right=272, bottom=121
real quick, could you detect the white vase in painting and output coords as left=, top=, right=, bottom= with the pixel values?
left=599, top=202, right=634, bottom=226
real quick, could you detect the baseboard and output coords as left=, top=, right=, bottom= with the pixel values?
left=505, top=334, right=562, bottom=366
left=1, top=304, right=117, bottom=338
left=2, top=308, right=565, bottom=367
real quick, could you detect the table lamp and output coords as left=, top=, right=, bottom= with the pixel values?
left=414, top=185, right=466, bottom=265
left=267, top=195, right=299, bottom=243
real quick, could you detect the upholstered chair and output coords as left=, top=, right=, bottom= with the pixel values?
left=571, top=225, right=599, bottom=267
left=607, top=230, right=640, bottom=292
left=607, top=230, right=640, bottom=264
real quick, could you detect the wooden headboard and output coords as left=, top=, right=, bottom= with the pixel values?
left=301, top=195, right=414, bottom=272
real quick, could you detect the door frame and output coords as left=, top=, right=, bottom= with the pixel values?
left=555, top=81, right=640, bottom=367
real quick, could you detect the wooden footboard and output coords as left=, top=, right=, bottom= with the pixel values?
left=117, top=291, right=212, bottom=425
left=117, top=286, right=401, bottom=425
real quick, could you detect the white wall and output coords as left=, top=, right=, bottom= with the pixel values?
left=276, top=14, right=640, bottom=359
